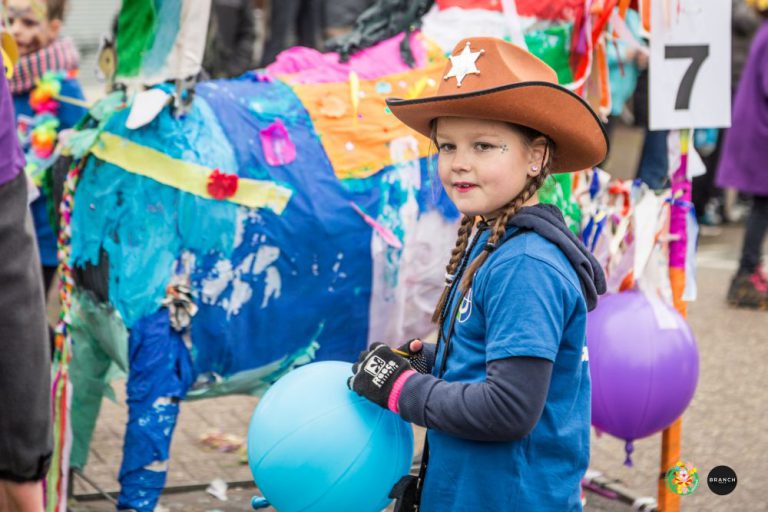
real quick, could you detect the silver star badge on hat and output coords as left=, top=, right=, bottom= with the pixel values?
left=444, top=42, right=485, bottom=87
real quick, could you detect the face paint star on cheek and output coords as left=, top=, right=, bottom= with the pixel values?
left=500, top=144, right=509, bottom=154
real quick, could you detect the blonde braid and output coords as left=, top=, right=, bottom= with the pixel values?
left=431, top=215, right=476, bottom=323
left=459, top=166, right=550, bottom=294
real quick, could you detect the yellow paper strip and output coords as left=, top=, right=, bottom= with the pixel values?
left=90, top=132, right=293, bottom=214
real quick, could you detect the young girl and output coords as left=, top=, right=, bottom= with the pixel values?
left=716, top=1, right=768, bottom=309
left=348, top=37, right=608, bottom=511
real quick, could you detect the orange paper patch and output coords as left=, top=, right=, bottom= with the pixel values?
left=287, top=56, right=447, bottom=180
left=319, top=94, right=348, bottom=118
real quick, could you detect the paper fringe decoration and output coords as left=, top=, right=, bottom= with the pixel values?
left=46, top=158, right=84, bottom=511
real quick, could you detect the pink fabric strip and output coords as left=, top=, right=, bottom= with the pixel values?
left=388, top=370, right=416, bottom=414
left=266, top=32, right=427, bottom=84
left=669, top=153, right=690, bottom=269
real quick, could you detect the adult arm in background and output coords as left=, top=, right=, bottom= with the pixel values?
left=0, top=51, right=51, bottom=506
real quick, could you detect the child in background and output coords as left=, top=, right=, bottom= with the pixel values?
left=7, top=0, right=85, bottom=295
left=716, top=1, right=768, bottom=308
left=349, top=37, right=607, bottom=511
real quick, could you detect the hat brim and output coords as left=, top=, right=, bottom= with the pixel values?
left=386, top=82, right=609, bottom=173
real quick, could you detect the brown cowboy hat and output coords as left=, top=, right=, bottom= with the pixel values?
left=386, top=37, right=609, bottom=173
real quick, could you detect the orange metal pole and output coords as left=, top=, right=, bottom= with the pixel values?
left=657, top=130, right=691, bottom=511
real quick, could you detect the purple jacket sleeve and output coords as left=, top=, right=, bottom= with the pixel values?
left=0, top=52, right=24, bottom=186
left=398, top=356, right=553, bottom=442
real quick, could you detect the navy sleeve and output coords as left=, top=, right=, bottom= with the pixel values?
left=398, top=356, right=553, bottom=442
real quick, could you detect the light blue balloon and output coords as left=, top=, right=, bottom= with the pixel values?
left=247, top=361, right=414, bottom=512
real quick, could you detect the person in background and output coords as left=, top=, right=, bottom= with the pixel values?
left=0, top=47, right=52, bottom=512
left=716, top=1, right=768, bottom=309
left=7, top=0, right=85, bottom=302
left=203, top=0, right=257, bottom=79
left=258, top=0, right=324, bottom=67
left=324, top=0, right=376, bottom=40
left=692, top=0, right=762, bottom=226
left=633, top=68, right=668, bottom=190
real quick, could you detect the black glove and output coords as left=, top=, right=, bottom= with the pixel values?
left=348, top=342, right=414, bottom=409
left=392, top=339, right=432, bottom=374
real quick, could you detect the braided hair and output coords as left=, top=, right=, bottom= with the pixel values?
left=431, top=124, right=554, bottom=323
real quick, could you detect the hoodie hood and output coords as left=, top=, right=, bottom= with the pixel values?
left=506, top=203, right=606, bottom=311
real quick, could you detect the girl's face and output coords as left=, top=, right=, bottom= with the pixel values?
left=435, top=117, right=544, bottom=219
left=6, top=0, right=59, bottom=56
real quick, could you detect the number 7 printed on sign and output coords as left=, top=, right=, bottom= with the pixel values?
left=649, top=0, right=731, bottom=130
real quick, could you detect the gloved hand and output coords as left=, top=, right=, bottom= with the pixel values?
left=348, top=342, right=416, bottom=411
left=392, top=339, right=432, bottom=374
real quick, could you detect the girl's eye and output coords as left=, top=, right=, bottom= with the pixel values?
left=437, top=143, right=455, bottom=153
left=475, top=142, right=495, bottom=152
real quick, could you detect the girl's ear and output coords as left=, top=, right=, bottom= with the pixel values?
left=527, top=137, right=548, bottom=177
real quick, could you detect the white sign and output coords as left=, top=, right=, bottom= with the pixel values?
left=649, top=0, right=731, bottom=130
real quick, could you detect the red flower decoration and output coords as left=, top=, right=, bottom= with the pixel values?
left=207, top=168, right=239, bottom=200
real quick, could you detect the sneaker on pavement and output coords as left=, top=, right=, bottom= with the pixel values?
left=727, top=271, right=768, bottom=309
left=755, top=263, right=768, bottom=288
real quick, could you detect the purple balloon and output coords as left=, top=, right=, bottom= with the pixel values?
left=587, top=291, right=699, bottom=453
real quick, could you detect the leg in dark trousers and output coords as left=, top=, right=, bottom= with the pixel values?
left=738, top=195, right=768, bottom=275
left=259, top=0, right=303, bottom=67
left=692, top=131, right=724, bottom=222
left=728, top=195, right=768, bottom=308
left=298, top=0, right=325, bottom=50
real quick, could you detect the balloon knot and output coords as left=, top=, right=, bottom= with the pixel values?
left=624, top=441, right=634, bottom=467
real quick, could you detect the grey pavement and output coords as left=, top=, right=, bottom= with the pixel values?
left=67, top=227, right=768, bottom=512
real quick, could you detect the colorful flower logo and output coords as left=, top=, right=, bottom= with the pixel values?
left=666, top=460, right=699, bottom=496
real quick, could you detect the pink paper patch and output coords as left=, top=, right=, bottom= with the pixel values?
left=260, top=119, right=296, bottom=166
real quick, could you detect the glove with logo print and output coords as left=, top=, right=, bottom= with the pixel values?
left=348, top=343, right=417, bottom=412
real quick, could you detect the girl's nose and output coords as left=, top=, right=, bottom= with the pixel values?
left=451, top=151, right=472, bottom=173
